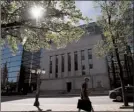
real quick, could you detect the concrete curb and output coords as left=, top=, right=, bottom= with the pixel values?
left=2, top=92, right=109, bottom=97
left=26, top=93, right=108, bottom=97
left=2, top=93, right=108, bottom=97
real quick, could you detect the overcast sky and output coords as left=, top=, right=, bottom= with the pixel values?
left=75, top=1, right=101, bottom=25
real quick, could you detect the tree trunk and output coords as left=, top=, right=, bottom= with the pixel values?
left=111, top=54, right=116, bottom=88
left=114, top=48, right=129, bottom=106
left=106, top=57, right=112, bottom=90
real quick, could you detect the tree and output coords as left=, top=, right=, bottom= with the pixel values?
left=1, top=0, right=89, bottom=53
left=93, top=1, right=133, bottom=106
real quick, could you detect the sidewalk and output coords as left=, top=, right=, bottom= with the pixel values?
left=1, top=95, right=133, bottom=111
left=1, top=102, right=133, bottom=111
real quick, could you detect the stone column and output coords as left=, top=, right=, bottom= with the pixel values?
left=52, top=56, right=56, bottom=78
left=64, top=53, right=68, bottom=77
left=78, top=50, right=82, bottom=76
left=58, top=55, right=62, bottom=78
left=84, top=49, right=90, bottom=75
left=71, top=52, right=75, bottom=77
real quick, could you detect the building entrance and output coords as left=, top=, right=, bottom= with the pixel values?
left=66, top=82, right=72, bottom=92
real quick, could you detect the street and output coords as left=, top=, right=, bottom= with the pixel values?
left=1, top=95, right=133, bottom=111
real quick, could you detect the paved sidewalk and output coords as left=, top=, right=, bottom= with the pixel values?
left=1, top=102, right=133, bottom=111
left=1, top=95, right=133, bottom=111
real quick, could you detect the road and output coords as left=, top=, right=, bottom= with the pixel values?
left=1, top=96, right=133, bottom=111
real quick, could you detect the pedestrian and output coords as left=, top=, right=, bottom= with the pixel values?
left=80, top=77, right=89, bottom=100
left=78, top=77, right=94, bottom=112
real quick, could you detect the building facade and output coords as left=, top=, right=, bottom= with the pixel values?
left=1, top=44, right=41, bottom=94
left=1, top=45, right=23, bottom=92
left=40, top=23, right=110, bottom=93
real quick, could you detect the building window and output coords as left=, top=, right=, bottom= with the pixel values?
left=55, top=55, right=58, bottom=78
left=68, top=53, right=71, bottom=71
left=81, top=50, right=85, bottom=60
left=74, top=51, right=78, bottom=71
left=82, top=65, right=85, bottom=70
left=86, top=26, right=95, bottom=34
left=88, top=49, right=93, bottom=69
left=55, top=73, right=58, bottom=78
left=61, top=54, right=64, bottom=72
left=88, top=49, right=92, bottom=59
left=82, top=71, right=85, bottom=75
left=89, top=64, right=93, bottom=69
left=49, top=56, right=52, bottom=73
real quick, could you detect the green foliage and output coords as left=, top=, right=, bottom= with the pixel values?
left=1, top=0, right=89, bottom=52
left=93, top=1, right=133, bottom=58
left=6, top=35, right=22, bottom=55
left=0, top=38, right=5, bottom=47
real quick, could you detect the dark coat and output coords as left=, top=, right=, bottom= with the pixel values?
left=80, top=82, right=89, bottom=100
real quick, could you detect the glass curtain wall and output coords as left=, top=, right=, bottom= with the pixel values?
left=1, top=44, right=23, bottom=93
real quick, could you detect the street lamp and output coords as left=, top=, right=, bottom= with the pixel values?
left=30, top=5, right=44, bottom=20
left=30, top=5, right=46, bottom=107
left=31, top=68, right=46, bottom=107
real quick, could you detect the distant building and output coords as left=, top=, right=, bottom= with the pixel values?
left=40, top=22, right=110, bottom=93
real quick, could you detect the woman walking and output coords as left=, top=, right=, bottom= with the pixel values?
left=78, top=77, right=94, bottom=112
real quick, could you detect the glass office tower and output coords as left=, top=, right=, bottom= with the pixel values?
left=1, top=44, right=41, bottom=95
left=18, top=49, right=41, bottom=94
left=1, top=44, right=23, bottom=92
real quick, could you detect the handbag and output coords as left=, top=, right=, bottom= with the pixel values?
left=77, top=99, right=92, bottom=112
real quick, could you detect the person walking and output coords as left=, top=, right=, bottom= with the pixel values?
left=78, top=77, right=94, bottom=112
left=81, top=77, right=89, bottom=100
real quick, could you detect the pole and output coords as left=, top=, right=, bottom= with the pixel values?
left=34, top=72, right=41, bottom=107
left=29, top=52, right=33, bottom=92
left=34, top=15, right=40, bottom=107
left=0, top=43, right=2, bottom=97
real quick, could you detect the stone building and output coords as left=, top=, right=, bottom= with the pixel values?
left=40, top=22, right=110, bottom=93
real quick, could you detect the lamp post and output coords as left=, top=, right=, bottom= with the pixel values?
left=29, top=52, right=33, bottom=92
left=30, top=5, right=45, bottom=26
left=31, top=68, right=45, bottom=107
left=30, top=5, right=46, bottom=106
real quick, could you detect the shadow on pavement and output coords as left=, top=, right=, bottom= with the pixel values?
left=22, top=110, right=132, bottom=112
left=27, top=108, right=52, bottom=112
left=113, top=99, right=134, bottom=103
left=36, top=106, right=43, bottom=111
left=1, top=95, right=30, bottom=102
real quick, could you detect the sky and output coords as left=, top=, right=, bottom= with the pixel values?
left=75, top=1, right=101, bottom=25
